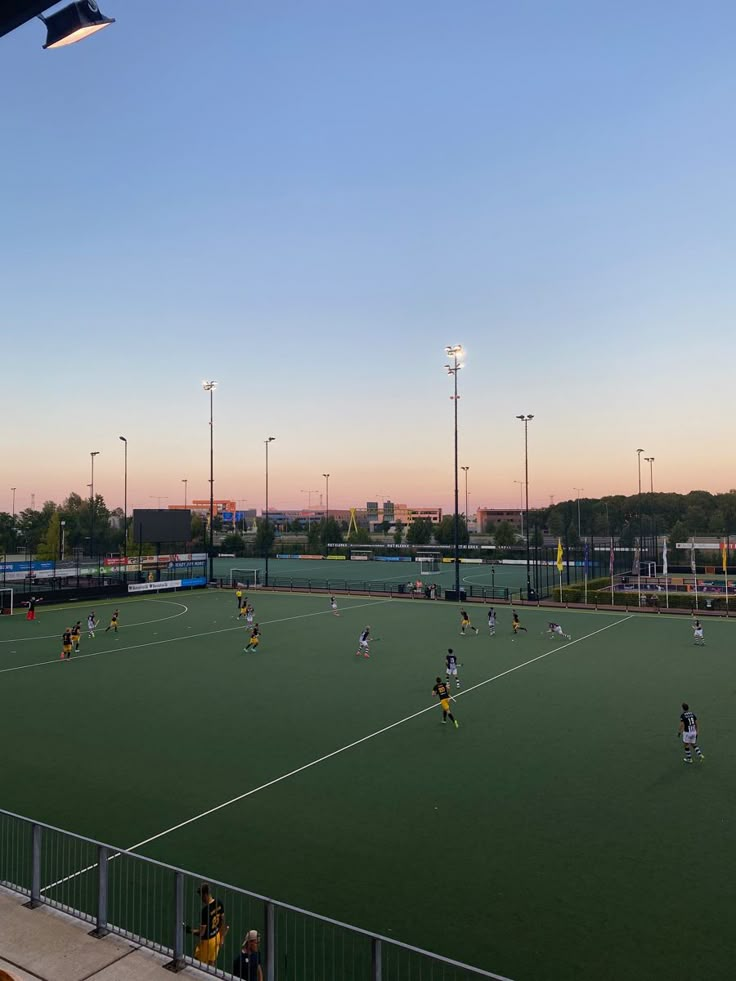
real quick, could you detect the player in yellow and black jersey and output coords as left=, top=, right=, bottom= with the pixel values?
left=71, top=621, right=82, bottom=653
left=432, top=677, right=459, bottom=728
left=189, top=883, right=228, bottom=966
left=244, top=623, right=260, bottom=653
left=61, top=628, right=73, bottom=660
left=105, top=609, right=119, bottom=633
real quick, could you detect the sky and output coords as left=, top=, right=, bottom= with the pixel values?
left=2, top=0, right=735, bottom=515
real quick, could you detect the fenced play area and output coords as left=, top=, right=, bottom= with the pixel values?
left=1, top=587, right=735, bottom=980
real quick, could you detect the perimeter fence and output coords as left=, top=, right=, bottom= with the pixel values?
left=0, top=807, right=509, bottom=981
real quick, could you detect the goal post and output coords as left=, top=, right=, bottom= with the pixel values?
left=0, top=587, right=14, bottom=615
left=417, top=556, right=440, bottom=575
left=228, top=569, right=262, bottom=588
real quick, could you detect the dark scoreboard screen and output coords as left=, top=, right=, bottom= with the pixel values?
left=132, top=509, right=191, bottom=544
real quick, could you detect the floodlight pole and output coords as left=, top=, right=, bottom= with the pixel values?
left=323, top=474, right=330, bottom=546
left=10, top=487, right=16, bottom=550
left=182, top=478, right=188, bottom=507
left=516, top=415, right=534, bottom=600
left=265, top=437, right=276, bottom=586
left=202, top=382, right=217, bottom=582
left=90, top=451, right=100, bottom=564
left=573, top=487, right=583, bottom=538
left=514, top=480, right=524, bottom=539
left=119, top=437, right=127, bottom=580
left=636, top=448, right=644, bottom=605
left=461, top=466, right=470, bottom=528
left=445, top=345, right=464, bottom=600
left=645, top=456, right=655, bottom=567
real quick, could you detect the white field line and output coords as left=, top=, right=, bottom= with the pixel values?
left=0, top=598, right=393, bottom=676
left=0, top=599, right=189, bottom=645
left=42, top=613, right=632, bottom=897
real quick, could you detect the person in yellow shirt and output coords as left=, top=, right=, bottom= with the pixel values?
left=188, top=883, right=228, bottom=966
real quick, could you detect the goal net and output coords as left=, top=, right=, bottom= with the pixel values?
left=0, top=587, right=14, bottom=615
left=228, top=569, right=262, bottom=588
left=417, top=556, right=440, bottom=574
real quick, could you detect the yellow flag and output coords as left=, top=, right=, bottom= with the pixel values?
left=556, top=538, right=564, bottom=573
left=722, top=542, right=728, bottom=574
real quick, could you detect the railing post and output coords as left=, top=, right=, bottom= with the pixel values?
left=24, top=823, right=42, bottom=908
left=265, top=900, right=276, bottom=981
left=165, top=870, right=185, bottom=972
left=90, top=845, right=109, bottom=937
left=371, top=937, right=382, bottom=981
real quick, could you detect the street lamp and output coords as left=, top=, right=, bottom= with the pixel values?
left=90, top=451, right=100, bottom=562
left=10, top=487, right=16, bottom=550
left=461, top=466, right=470, bottom=527
left=119, top=436, right=127, bottom=574
left=645, top=456, right=655, bottom=565
left=60, top=520, right=66, bottom=562
left=264, top=437, right=276, bottom=586
left=445, top=344, right=464, bottom=600
left=573, top=487, right=584, bottom=538
left=202, top=381, right=217, bottom=582
left=182, top=478, right=188, bottom=507
left=513, top=480, right=524, bottom=539
left=516, top=415, right=534, bottom=600
left=323, top=474, right=330, bottom=528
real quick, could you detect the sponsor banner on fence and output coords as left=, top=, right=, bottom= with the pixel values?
left=326, top=555, right=346, bottom=560
left=376, top=555, right=412, bottom=562
left=106, top=553, right=206, bottom=568
left=128, top=580, right=182, bottom=594
left=351, top=555, right=369, bottom=561
left=301, top=554, right=325, bottom=560
left=180, top=577, right=207, bottom=588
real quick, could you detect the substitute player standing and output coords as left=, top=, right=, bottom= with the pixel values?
left=692, top=619, right=705, bottom=646
left=432, top=677, right=459, bottom=728
left=678, top=703, right=705, bottom=764
left=356, top=626, right=370, bottom=658
left=445, top=649, right=461, bottom=688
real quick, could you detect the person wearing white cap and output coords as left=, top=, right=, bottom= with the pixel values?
left=232, top=929, right=263, bottom=980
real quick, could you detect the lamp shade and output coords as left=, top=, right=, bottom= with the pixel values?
left=42, top=1, right=115, bottom=49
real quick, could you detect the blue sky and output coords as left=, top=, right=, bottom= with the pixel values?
left=2, top=1, right=735, bottom=514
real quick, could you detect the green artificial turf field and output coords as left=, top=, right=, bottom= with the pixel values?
left=1, top=590, right=735, bottom=980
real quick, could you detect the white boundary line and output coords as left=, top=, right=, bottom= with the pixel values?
left=41, top=614, right=630, bottom=896
left=0, top=598, right=190, bottom=645
left=0, top=598, right=393, bottom=676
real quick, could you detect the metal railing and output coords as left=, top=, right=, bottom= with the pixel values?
left=0, top=807, right=511, bottom=981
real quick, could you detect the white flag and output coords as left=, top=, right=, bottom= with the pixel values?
left=662, top=540, right=668, bottom=576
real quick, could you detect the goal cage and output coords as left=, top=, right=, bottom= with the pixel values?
left=417, top=555, right=440, bottom=575
left=0, top=587, right=13, bottom=615
left=228, top=569, right=262, bottom=589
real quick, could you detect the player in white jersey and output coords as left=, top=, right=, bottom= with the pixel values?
left=87, top=613, right=98, bottom=638
left=330, top=596, right=340, bottom=616
left=245, top=605, right=254, bottom=626
left=355, top=626, right=370, bottom=658
left=487, top=608, right=496, bottom=636
left=445, top=649, right=461, bottom=688
left=692, top=619, right=705, bottom=646
left=547, top=621, right=571, bottom=641
left=678, top=702, right=705, bottom=763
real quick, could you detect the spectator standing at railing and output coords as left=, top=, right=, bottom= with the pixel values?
left=189, top=882, right=228, bottom=966
left=232, top=929, right=264, bottom=980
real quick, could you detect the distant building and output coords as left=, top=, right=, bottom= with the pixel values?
left=366, top=501, right=442, bottom=531
left=476, top=507, right=523, bottom=532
